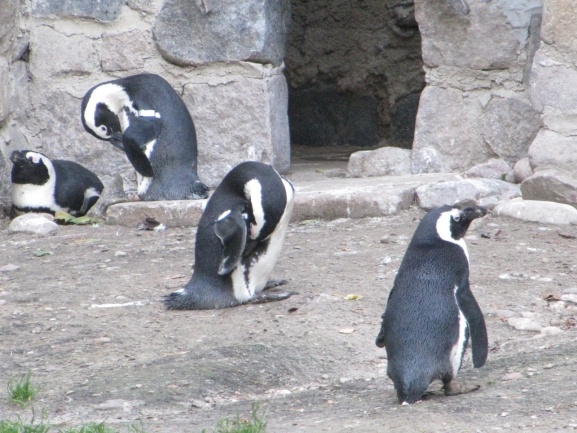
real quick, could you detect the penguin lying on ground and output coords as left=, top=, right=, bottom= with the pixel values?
left=164, top=161, right=295, bottom=310
left=81, top=73, right=208, bottom=201
left=375, top=205, right=488, bottom=404
left=10, top=150, right=104, bottom=217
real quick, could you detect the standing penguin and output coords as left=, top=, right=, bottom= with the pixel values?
left=375, top=205, right=488, bottom=404
left=81, top=73, right=208, bottom=201
left=164, top=161, right=295, bottom=310
left=10, top=150, right=104, bottom=217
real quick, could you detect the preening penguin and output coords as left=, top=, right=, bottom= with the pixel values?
left=375, top=205, right=488, bottom=404
left=81, top=73, right=208, bottom=201
left=10, top=150, right=104, bottom=217
left=164, top=161, right=295, bottom=310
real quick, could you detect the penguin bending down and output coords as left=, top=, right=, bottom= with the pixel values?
left=375, top=205, right=488, bottom=404
left=10, top=150, right=104, bottom=217
left=164, top=161, right=296, bottom=310
left=81, top=73, right=208, bottom=201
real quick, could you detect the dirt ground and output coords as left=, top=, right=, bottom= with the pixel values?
left=1, top=206, right=577, bottom=432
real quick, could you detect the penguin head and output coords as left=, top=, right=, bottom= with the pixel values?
left=10, top=150, right=52, bottom=185
left=436, top=205, right=487, bottom=242
left=81, top=83, right=131, bottom=140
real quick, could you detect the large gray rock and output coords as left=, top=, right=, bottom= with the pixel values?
left=521, top=170, right=577, bottom=208
left=0, top=0, right=19, bottom=57
left=101, top=31, right=152, bottom=72
left=182, top=64, right=290, bottom=187
left=494, top=198, right=577, bottom=225
left=32, top=0, right=124, bottom=21
left=153, top=0, right=290, bottom=66
left=528, top=129, right=577, bottom=173
left=348, top=147, right=411, bottom=178
left=465, top=159, right=515, bottom=183
left=540, top=0, right=577, bottom=66
left=415, top=178, right=521, bottom=210
left=412, top=86, right=492, bottom=173
left=482, top=97, right=541, bottom=163
left=543, top=114, right=577, bottom=136
left=530, top=50, right=577, bottom=115
left=415, top=0, right=530, bottom=70
left=29, top=27, right=99, bottom=79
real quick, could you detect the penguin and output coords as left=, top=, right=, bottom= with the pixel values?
left=375, top=205, right=488, bottom=404
left=164, top=161, right=295, bottom=310
left=10, top=150, right=104, bottom=217
left=80, top=73, right=209, bottom=201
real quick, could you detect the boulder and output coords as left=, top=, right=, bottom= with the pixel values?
left=482, top=97, right=541, bottom=164
left=412, top=86, right=492, bottom=173
left=32, top=0, right=124, bottom=22
left=415, top=178, right=521, bottom=210
left=528, top=129, right=577, bottom=173
left=153, top=0, right=290, bottom=66
left=101, top=31, right=153, bottom=72
left=182, top=64, right=290, bottom=187
left=530, top=50, right=577, bottom=115
left=521, top=170, right=577, bottom=208
left=465, top=159, right=515, bottom=183
left=494, top=198, right=577, bottom=225
left=348, top=147, right=412, bottom=178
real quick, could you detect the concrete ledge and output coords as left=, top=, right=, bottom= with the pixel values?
left=292, top=173, right=461, bottom=221
left=105, top=200, right=206, bottom=228
left=104, top=173, right=462, bottom=227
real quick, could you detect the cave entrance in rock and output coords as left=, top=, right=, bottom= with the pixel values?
left=284, top=0, right=425, bottom=169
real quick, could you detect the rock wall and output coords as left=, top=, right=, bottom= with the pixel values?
left=0, top=0, right=291, bottom=212
left=412, top=0, right=543, bottom=173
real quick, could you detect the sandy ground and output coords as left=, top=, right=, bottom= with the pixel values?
left=1, top=205, right=577, bottom=432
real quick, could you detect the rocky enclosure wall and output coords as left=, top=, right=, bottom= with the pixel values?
left=1, top=0, right=576, bottom=213
left=0, top=0, right=291, bottom=211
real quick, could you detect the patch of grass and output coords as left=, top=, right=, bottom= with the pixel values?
left=59, top=422, right=146, bottom=433
left=205, top=403, right=267, bottom=433
left=7, top=374, right=38, bottom=408
left=0, top=413, right=49, bottom=433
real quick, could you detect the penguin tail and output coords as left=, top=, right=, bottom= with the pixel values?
left=375, top=327, right=386, bottom=348
left=191, top=180, right=209, bottom=199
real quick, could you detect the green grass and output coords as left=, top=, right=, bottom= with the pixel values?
left=204, top=403, right=267, bottom=433
left=0, top=420, right=145, bottom=433
left=7, top=374, right=38, bottom=408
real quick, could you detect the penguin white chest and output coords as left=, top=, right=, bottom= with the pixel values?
left=230, top=178, right=294, bottom=302
left=12, top=180, right=62, bottom=213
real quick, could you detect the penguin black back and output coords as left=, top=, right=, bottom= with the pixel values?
left=10, top=150, right=104, bottom=217
left=376, top=205, right=488, bottom=404
left=164, top=161, right=295, bottom=310
left=81, top=73, right=208, bottom=201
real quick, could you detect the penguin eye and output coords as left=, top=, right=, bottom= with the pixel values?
left=99, top=125, right=108, bottom=134
left=453, top=214, right=461, bottom=222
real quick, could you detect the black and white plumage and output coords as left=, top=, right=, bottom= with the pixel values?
left=10, top=150, right=104, bottom=217
left=81, top=73, right=208, bottom=201
left=164, top=161, right=295, bottom=310
left=375, top=205, right=488, bottom=404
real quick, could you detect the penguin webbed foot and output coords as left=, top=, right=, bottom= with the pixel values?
left=248, top=290, right=297, bottom=305
left=443, top=379, right=481, bottom=396
left=263, top=279, right=288, bottom=291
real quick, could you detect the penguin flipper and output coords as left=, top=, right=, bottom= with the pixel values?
left=122, top=117, right=162, bottom=177
left=456, top=282, right=488, bottom=368
left=214, top=209, right=247, bottom=275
